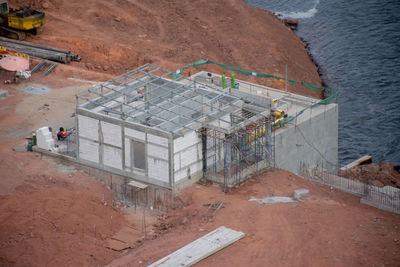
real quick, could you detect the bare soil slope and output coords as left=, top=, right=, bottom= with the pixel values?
left=0, top=149, right=129, bottom=266
left=110, top=170, right=400, bottom=267
left=10, top=0, right=322, bottom=97
left=1, top=1, right=398, bottom=266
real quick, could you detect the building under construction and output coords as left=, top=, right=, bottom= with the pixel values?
left=74, top=64, right=338, bottom=193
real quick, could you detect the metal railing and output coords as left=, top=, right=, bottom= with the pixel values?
left=302, top=167, right=400, bottom=214
left=110, top=183, right=173, bottom=212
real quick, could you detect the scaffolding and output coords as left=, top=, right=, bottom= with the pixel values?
left=76, top=64, right=275, bottom=189
left=199, top=117, right=273, bottom=191
left=76, top=64, right=271, bottom=137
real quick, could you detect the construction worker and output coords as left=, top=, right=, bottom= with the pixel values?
left=57, top=127, right=67, bottom=141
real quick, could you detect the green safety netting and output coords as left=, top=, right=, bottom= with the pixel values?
left=174, top=59, right=338, bottom=128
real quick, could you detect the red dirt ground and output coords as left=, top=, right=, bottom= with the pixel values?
left=109, top=170, right=400, bottom=267
left=10, top=0, right=323, bottom=98
left=0, top=1, right=398, bottom=266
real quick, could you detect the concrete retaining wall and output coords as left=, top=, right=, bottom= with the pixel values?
left=274, top=103, right=338, bottom=175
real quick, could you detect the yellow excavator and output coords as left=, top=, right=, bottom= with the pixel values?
left=0, top=0, right=45, bottom=40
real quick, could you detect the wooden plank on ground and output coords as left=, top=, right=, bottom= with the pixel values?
left=340, top=155, right=372, bottom=170
left=106, top=226, right=140, bottom=251
left=106, top=239, right=131, bottom=251
left=148, top=226, right=244, bottom=267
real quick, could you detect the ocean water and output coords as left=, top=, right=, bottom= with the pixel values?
left=245, top=0, right=400, bottom=166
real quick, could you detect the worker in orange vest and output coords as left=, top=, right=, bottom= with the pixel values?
left=57, top=127, right=67, bottom=141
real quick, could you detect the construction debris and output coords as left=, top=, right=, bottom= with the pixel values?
left=293, top=189, right=310, bottom=201
left=340, top=155, right=372, bottom=171
left=0, top=88, right=8, bottom=98
left=42, top=62, right=57, bottom=76
left=29, top=61, right=58, bottom=77
left=30, top=60, right=46, bottom=74
left=148, top=226, right=244, bottom=267
left=201, top=201, right=225, bottom=222
left=106, top=226, right=141, bottom=251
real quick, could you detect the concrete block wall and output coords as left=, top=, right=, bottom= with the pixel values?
left=78, top=115, right=124, bottom=170
left=78, top=115, right=101, bottom=163
left=173, top=131, right=203, bottom=185
left=124, top=128, right=170, bottom=184
left=274, top=103, right=338, bottom=175
left=77, top=114, right=171, bottom=188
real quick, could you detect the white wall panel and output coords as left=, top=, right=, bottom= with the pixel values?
left=79, top=137, right=99, bottom=163
left=174, top=153, right=180, bottom=170
left=174, top=169, right=187, bottom=182
left=125, top=138, right=131, bottom=168
left=101, top=121, right=122, bottom=147
left=197, top=143, right=202, bottom=160
left=103, top=145, right=122, bottom=170
left=78, top=115, right=99, bottom=141
left=148, top=134, right=168, bottom=147
left=180, top=144, right=198, bottom=168
left=174, top=131, right=200, bottom=153
left=148, top=157, right=169, bottom=183
left=174, top=161, right=202, bottom=183
left=190, top=161, right=202, bottom=174
left=125, top=128, right=145, bottom=141
left=147, top=144, right=169, bottom=160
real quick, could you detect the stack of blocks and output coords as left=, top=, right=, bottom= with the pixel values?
left=36, top=126, right=55, bottom=151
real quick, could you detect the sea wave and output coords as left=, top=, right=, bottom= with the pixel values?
left=275, top=0, right=319, bottom=19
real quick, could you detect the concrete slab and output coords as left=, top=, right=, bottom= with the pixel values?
left=12, top=143, right=27, bottom=152
left=21, top=84, right=50, bottom=95
left=0, top=89, right=8, bottom=98
left=293, top=189, right=310, bottom=201
left=128, top=180, right=148, bottom=189
left=148, top=226, right=244, bottom=267
left=249, top=196, right=296, bottom=204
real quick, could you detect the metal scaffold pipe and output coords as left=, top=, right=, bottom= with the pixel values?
left=0, top=37, right=81, bottom=64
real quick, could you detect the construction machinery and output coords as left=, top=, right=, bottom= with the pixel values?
left=0, top=0, right=45, bottom=40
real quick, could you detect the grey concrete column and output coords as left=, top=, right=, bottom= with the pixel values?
left=223, top=136, right=232, bottom=192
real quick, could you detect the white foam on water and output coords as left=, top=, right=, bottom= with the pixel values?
left=275, top=0, right=319, bottom=19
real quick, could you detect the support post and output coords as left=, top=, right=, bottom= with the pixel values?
left=201, top=128, right=207, bottom=183
left=144, top=84, right=150, bottom=110
left=223, top=135, right=232, bottom=192
left=285, top=64, right=288, bottom=93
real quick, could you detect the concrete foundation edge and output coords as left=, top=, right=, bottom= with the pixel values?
left=33, top=146, right=175, bottom=211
